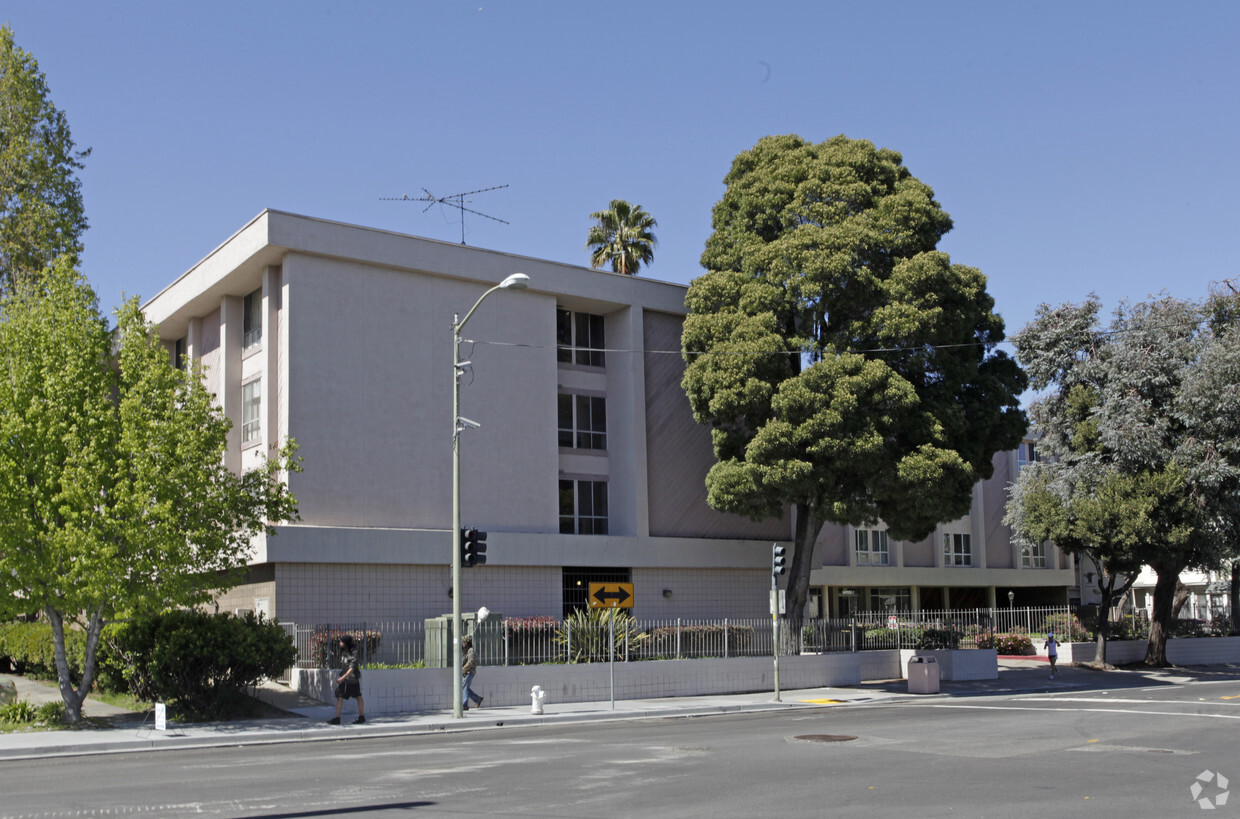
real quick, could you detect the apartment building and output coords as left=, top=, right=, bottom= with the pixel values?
left=142, top=211, right=1073, bottom=626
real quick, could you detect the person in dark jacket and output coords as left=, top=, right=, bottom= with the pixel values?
left=328, top=635, right=366, bottom=724
left=461, top=636, right=483, bottom=711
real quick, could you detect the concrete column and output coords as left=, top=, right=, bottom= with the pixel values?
left=220, top=294, right=243, bottom=473
left=262, top=265, right=281, bottom=460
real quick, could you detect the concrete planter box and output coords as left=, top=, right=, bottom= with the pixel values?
left=1067, top=636, right=1240, bottom=666
left=293, top=653, right=865, bottom=716
left=898, top=649, right=998, bottom=681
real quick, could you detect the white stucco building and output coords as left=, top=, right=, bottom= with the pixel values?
left=143, top=211, right=1074, bottom=625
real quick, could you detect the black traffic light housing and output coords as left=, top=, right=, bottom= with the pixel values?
left=462, top=527, right=487, bottom=567
left=771, top=544, right=787, bottom=576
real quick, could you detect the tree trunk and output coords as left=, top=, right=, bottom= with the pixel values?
left=46, top=607, right=85, bottom=724
left=1093, top=581, right=1114, bottom=667
left=1145, top=566, right=1182, bottom=667
left=1171, top=580, right=1190, bottom=619
left=1231, top=562, right=1239, bottom=637
left=783, top=503, right=825, bottom=652
left=46, top=604, right=104, bottom=726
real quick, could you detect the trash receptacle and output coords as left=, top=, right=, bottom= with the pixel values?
left=907, top=656, right=940, bottom=694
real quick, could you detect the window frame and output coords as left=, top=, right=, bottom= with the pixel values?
left=241, top=378, right=262, bottom=445
left=1021, top=541, right=1048, bottom=568
left=943, top=532, right=972, bottom=567
left=559, top=478, right=609, bottom=535
left=556, top=308, right=605, bottom=367
left=243, top=288, right=263, bottom=350
left=854, top=529, right=890, bottom=566
left=558, top=393, right=607, bottom=450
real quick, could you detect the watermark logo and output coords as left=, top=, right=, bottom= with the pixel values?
left=1190, top=770, right=1230, bottom=810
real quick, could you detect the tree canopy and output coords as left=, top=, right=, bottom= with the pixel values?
left=586, top=199, right=657, bottom=275
left=0, top=262, right=299, bottom=722
left=0, top=25, right=89, bottom=294
left=1007, top=293, right=1240, bottom=664
left=681, top=134, right=1026, bottom=623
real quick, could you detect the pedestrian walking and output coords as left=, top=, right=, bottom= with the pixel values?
left=462, top=636, right=484, bottom=711
left=328, top=634, right=366, bottom=724
left=1046, top=632, right=1060, bottom=679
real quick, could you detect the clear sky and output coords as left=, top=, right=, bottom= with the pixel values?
left=6, top=1, right=1238, bottom=342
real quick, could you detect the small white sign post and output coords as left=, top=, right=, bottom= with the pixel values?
left=154, top=702, right=167, bottom=732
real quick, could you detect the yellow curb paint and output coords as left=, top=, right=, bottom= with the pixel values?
left=799, top=699, right=845, bottom=704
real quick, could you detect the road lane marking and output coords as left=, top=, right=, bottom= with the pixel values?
left=926, top=704, right=1240, bottom=720
left=1016, top=696, right=1210, bottom=704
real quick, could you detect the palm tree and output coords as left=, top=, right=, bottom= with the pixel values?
left=585, top=199, right=657, bottom=276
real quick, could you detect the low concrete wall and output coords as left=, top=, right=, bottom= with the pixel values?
left=1068, top=636, right=1240, bottom=666
left=294, top=652, right=865, bottom=715
left=898, top=649, right=998, bottom=681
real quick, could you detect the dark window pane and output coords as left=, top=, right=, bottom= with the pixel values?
left=556, top=309, right=572, bottom=362
left=558, top=394, right=573, bottom=447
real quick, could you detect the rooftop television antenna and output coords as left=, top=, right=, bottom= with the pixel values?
left=381, top=184, right=509, bottom=245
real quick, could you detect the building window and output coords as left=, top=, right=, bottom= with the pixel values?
left=1017, top=441, right=1041, bottom=472
left=868, top=587, right=911, bottom=612
left=241, top=379, right=261, bottom=444
left=558, top=394, right=607, bottom=450
left=560, top=479, right=608, bottom=534
left=1022, top=542, right=1047, bottom=568
left=943, top=533, right=972, bottom=566
left=556, top=308, right=605, bottom=367
left=173, top=337, right=187, bottom=371
left=855, top=529, right=890, bottom=566
left=243, top=288, right=262, bottom=350
left=562, top=566, right=630, bottom=617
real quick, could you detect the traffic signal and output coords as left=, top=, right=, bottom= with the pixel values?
left=771, top=544, right=787, bottom=576
left=462, top=527, right=487, bottom=567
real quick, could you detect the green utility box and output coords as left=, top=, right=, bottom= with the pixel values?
left=424, top=612, right=503, bottom=668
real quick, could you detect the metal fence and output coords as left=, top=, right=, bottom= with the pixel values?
left=286, top=605, right=1077, bottom=671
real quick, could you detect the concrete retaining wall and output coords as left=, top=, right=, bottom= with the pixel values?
left=898, top=649, right=999, bottom=681
left=294, top=652, right=865, bottom=715
left=1067, top=636, right=1240, bottom=666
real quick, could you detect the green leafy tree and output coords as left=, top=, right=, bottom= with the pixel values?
left=0, top=262, right=299, bottom=723
left=586, top=199, right=657, bottom=276
left=0, top=25, right=89, bottom=294
left=1009, top=294, right=1240, bottom=665
left=681, top=135, right=1026, bottom=634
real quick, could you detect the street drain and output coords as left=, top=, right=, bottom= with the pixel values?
left=795, top=734, right=857, bottom=743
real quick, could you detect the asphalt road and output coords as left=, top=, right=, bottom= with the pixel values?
left=2, top=677, right=1237, bottom=818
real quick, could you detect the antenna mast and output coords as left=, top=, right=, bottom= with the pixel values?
left=381, top=184, right=509, bottom=244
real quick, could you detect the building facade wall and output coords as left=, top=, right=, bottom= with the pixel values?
left=142, top=211, right=1073, bottom=624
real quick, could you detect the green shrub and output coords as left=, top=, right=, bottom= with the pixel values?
left=0, top=699, right=67, bottom=726
left=106, top=610, right=297, bottom=720
left=0, top=622, right=88, bottom=683
left=0, top=699, right=38, bottom=723
left=976, top=630, right=1034, bottom=654
left=557, top=608, right=642, bottom=663
left=504, top=616, right=560, bottom=663
left=306, top=628, right=383, bottom=669
left=1041, top=612, right=1090, bottom=642
left=644, top=623, right=754, bottom=657
left=914, top=628, right=962, bottom=650
left=1171, top=618, right=1207, bottom=638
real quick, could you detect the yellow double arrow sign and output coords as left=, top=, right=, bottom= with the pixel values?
left=588, top=582, right=634, bottom=608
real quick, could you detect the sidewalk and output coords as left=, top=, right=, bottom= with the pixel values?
left=2, top=660, right=1236, bottom=761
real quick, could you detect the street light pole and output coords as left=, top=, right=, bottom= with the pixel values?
left=451, top=272, right=528, bottom=718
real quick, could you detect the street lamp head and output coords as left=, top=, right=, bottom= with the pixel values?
left=499, top=273, right=529, bottom=290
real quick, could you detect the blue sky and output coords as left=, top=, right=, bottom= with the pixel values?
left=6, top=1, right=1239, bottom=342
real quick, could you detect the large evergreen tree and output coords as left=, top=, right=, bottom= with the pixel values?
left=0, top=263, right=299, bottom=723
left=0, top=25, right=89, bottom=294
left=681, top=135, right=1026, bottom=630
